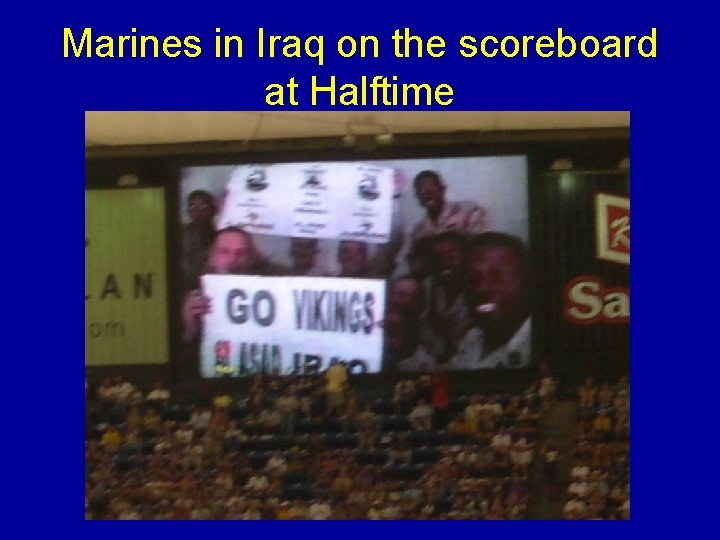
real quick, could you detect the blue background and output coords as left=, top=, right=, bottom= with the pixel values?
left=6, top=0, right=712, bottom=534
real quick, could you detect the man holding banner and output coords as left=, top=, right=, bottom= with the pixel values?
left=199, top=274, right=386, bottom=378
left=183, top=210, right=389, bottom=378
left=182, top=227, right=276, bottom=342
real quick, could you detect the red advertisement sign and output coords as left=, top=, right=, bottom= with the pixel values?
left=564, top=276, right=629, bottom=325
left=596, top=193, right=630, bottom=265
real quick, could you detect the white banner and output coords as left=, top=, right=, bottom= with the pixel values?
left=217, top=163, right=394, bottom=243
left=200, top=275, right=386, bottom=377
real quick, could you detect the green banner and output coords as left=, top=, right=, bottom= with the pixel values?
left=85, top=188, right=169, bottom=365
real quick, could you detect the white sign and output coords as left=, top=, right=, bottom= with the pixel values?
left=200, top=275, right=387, bottom=377
left=217, top=163, right=394, bottom=243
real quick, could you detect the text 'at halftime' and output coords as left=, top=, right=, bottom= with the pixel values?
left=64, top=27, right=657, bottom=106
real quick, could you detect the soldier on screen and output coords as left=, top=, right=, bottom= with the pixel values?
left=449, top=232, right=531, bottom=370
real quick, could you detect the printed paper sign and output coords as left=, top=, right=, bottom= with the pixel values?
left=217, top=163, right=393, bottom=243
left=200, top=274, right=386, bottom=377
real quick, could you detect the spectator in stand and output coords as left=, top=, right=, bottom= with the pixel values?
left=510, top=437, right=533, bottom=477
left=393, top=378, right=417, bottom=414
left=127, top=385, right=145, bottom=406
left=331, top=465, right=354, bottom=501
left=100, top=425, right=122, bottom=454
left=275, top=501, right=292, bottom=520
left=367, top=499, right=384, bottom=520
left=446, top=413, right=468, bottom=437
left=481, top=396, right=503, bottom=419
left=464, top=394, right=483, bottom=430
left=563, top=496, right=586, bottom=519
left=503, top=396, right=521, bottom=418
left=567, top=476, right=589, bottom=500
left=171, top=423, right=191, bottom=447
left=124, top=405, right=142, bottom=432
left=517, top=398, right=540, bottom=424
left=257, top=406, right=281, bottom=433
left=574, top=418, right=593, bottom=459
left=455, top=444, right=478, bottom=473
left=245, top=471, right=269, bottom=493
left=356, top=403, right=380, bottom=450
left=146, top=381, right=170, bottom=405
left=341, top=389, right=359, bottom=433
left=541, top=441, right=560, bottom=495
left=106, top=376, right=135, bottom=416
left=536, top=361, right=557, bottom=412
left=389, top=433, right=413, bottom=465
left=325, top=361, right=348, bottom=417
left=475, top=445, right=495, bottom=477
left=95, top=378, right=115, bottom=405
left=189, top=406, right=212, bottom=435
left=591, top=442, right=612, bottom=470
left=265, top=370, right=283, bottom=402
left=614, top=374, right=629, bottom=398
left=588, top=469, right=609, bottom=500
left=592, top=409, right=613, bottom=441
left=223, top=420, right=246, bottom=449
left=212, top=392, right=233, bottom=410
left=265, top=450, right=288, bottom=478
left=614, top=389, right=630, bottom=419
left=242, top=500, right=262, bottom=520
left=585, top=499, right=604, bottom=520
left=248, top=374, right=266, bottom=412
left=570, top=458, right=590, bottom=481
left=491, top=426, right=512, bottom=454
left=430, top=367, right=450, bottom=429
left=308, top=496, right=333, bottom=520
left=141, top=407, right=162, bottom=436
left=287, top=500, right=309, bottom=520
left=415, top=368, right=432, bottom=401
left=579, top=377, right=597, bottom=410
left=276, top=387, right=300, bottom=436
left=409, top=398, right=434, bottom=431
left=486, top=495, right=506, bottom=520
left=207, top=402, right=228, bottom=434
left=596, top=383, right=613, bottom=409
left=614, top=414, right=630, bottom=440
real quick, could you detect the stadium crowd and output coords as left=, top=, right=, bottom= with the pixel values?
left=86, top=369, right=550, bottom=520
left=563, top=376, right=630, bottom=520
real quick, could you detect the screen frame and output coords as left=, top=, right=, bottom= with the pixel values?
left=86, top=128, right=630, bottom=393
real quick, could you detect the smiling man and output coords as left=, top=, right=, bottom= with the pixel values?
left=449, top=232, right=532, bottom=369
left=410, top=170, right=489, bottom=243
